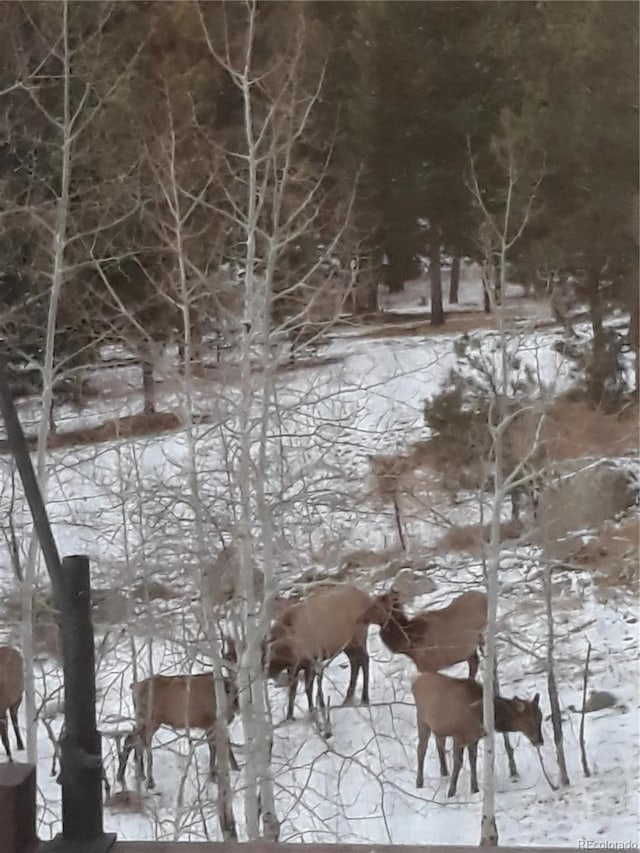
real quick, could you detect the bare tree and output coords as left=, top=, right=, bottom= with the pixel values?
left=543, top=564, right=571, bottom=787
left=79, top=3, right=364, bottom=840
left=468, top=110, right=545, bottom=847
left=1, top=0, right=89, bottom=761
left=0, top=2, right=147, bottom=762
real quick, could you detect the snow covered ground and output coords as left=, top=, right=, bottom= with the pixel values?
left=0, top=283, right=637, bottom=846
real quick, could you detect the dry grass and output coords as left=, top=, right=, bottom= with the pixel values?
left=524, top=399, right=638, bottom=460
left=572, top=516, right=639, bottom=593
left=340, top=546, right=404, bottom=571
left=384, top=399, right=638, bottom=493
left=0, top=411, right=185, bottom=454
left=131, top=580, right=182, bottom=602
left=351, top=310, right=507, bottom=341
left=104, top=790, right=145, bottom=814
left=435, top=519, right=525, bottom=555
left=369, top=398, right=637, bottom=564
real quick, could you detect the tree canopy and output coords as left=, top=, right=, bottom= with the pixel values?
left=0, top=0, right=636, bottom=379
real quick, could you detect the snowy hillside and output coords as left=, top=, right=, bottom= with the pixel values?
left=0, top=283, right=637, bottom=847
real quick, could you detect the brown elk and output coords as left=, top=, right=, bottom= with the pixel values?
left=359, top=589, right=487, bottom=677
left=0, top=646, right=24, bottom=760
left=117, top=641, right=238, bottom=789
left=267, top=584, right=373, bottom=720
left=412, top=671, right=543, bottom=797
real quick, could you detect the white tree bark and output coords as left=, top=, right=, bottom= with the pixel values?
left=21, top=0, right=73, bottom=763
left=195, top=3, right=357, bottom=837
left=468, top=112, right=545, bottom=847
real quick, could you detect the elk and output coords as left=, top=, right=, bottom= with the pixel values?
left=0, top=646, right=24, bottom=760
left=359, top=589, right=487, bottom=677
left=412, top=671, right=543, bottom=797
left=117, top=641, right=238, bottom=789
left=267, top=584, right=373, bottom=720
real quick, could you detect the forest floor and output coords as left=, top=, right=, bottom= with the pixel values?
left=0, top=273, right=637, bottom=846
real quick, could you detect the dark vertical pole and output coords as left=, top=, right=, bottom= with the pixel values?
left=57, top=556, right=105, bottom=843
left=0, top=370, right=63, bottom=602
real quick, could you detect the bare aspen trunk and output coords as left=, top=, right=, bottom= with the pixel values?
left=482, top=273, right=491, bottom=314
left=22, top=0, right=73, bottom=763
left=468, top=110, right=545, bottom=848
left=480, top=463, right=500, bottom=847
left=249, top=237, right=290, bottom=842
left=544, top=565, right=570, bottom=786
left=480, top=243, right=511, bottom=847
left=196, top=2, right=349, bottom=835
left=579, top=640, right=592, bottom=778
left=234, top=35, right=274, bottom=835
left=173, top=159, right=238, bottom=837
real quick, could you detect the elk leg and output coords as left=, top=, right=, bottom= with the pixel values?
left=208, top=735, right=218, bottom=781
left=447, top=741, right=464, bottom=797
left=117, top=730, right=138, bottom=786
left=286, top=667, right=301, bottom=720
left=435, top=735, right=448, bottom=777
left=342, top=646, right=358, bottom=705
left=102, top=767, right=111, bottom=800
left=208, top=731, right=239, bottom=780
left=302, top=665, right=315, bottom=714
left=9, top=704, right=24, bottom=751
left=361, top=648, right=370, bottom=705
left=229, top=743, right=239, bottom=771
left=303, top=664, right=316, bottom=714
left=145, top=735, right=155, bottom=789
left=116, top=732, right=135, bottom=785
left=343, top=644, right=369, bottom=705
left=416, top=721, right=431, bottom=788
left=315, top=662, right=326, bottom=712
left=468, top=651, right=479, bottom=680
left=503, top=732, right=518, bottom=778
left=0, top=715, right=12, bottom=760
left=468, top=741, right=479, bottom=794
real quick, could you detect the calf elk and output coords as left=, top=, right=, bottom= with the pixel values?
left=360, top=589, right=487, bottom=677
left=117, top=641, right=238, bottom=789
left=412, top=671, right=543, bottom=797
left=267, top=584, right=373, bottom=720
left=0, top=646, right=24, bottom=760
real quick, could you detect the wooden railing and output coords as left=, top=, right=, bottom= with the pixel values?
left=0, top=766, right=584, bottom=853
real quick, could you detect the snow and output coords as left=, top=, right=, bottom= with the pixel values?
left=0, top=286, right=637, bottom=846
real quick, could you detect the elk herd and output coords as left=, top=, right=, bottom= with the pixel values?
left=0, top=581, right=544, bottom=805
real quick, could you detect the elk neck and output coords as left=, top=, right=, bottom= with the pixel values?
left=380, top=606, right=414, bottom=652
left=493, top=695, right=521, bottom=732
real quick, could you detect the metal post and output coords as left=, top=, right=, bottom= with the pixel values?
left=52, top=555, right=114, bottom=850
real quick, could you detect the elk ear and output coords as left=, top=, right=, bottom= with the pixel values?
left=533, top=693, right=540, bottom=706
